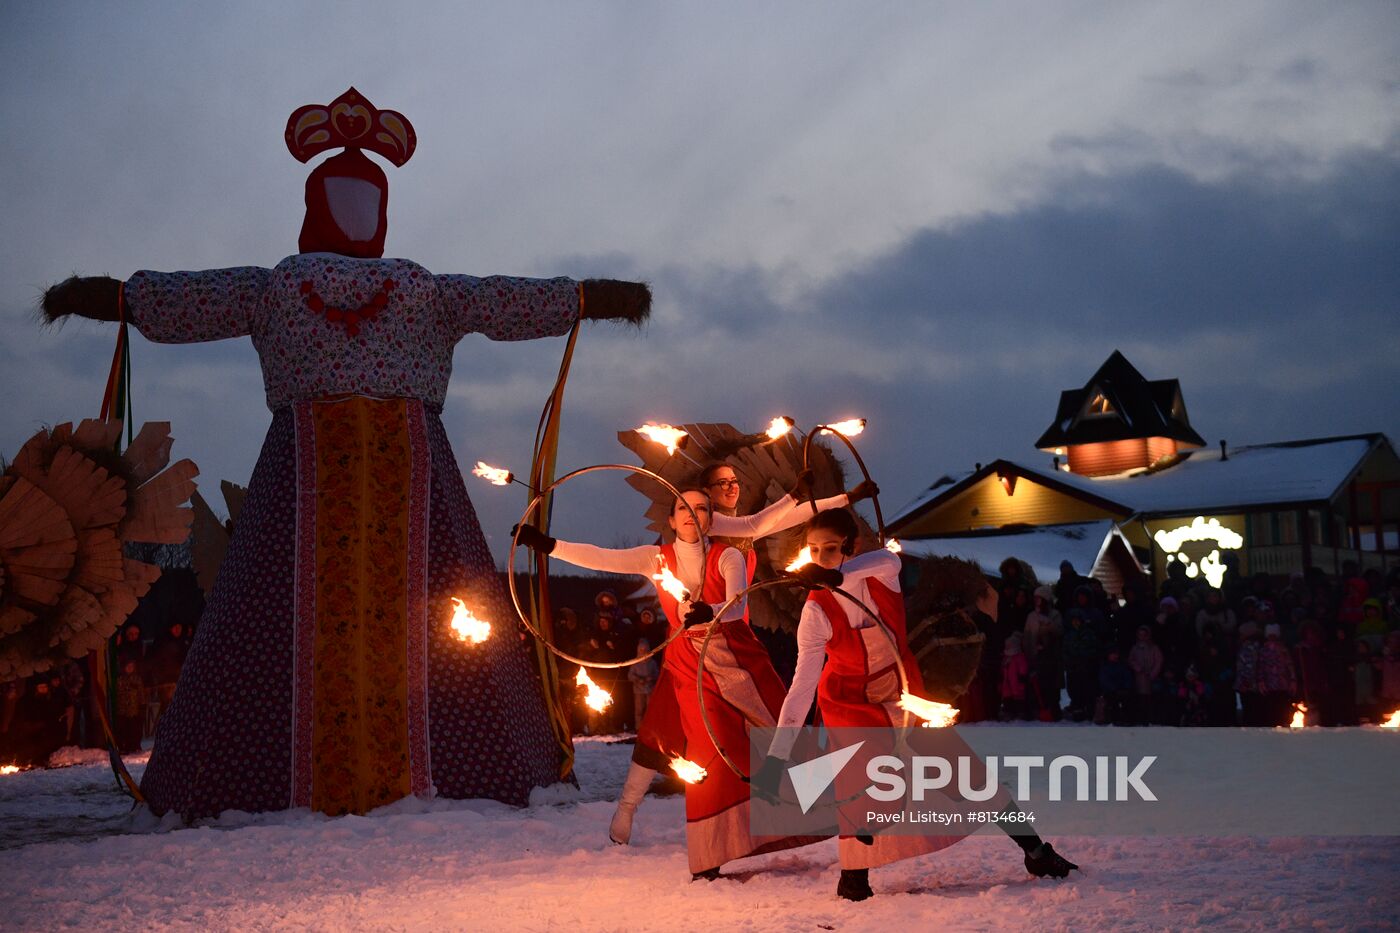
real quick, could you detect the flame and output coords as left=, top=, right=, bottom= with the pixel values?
left=785, top=546, right=814, bottom=572
left=449, top=597, right=491, bottom=644
left=820, top=419, right=866, bottom=438
left=576, top=667, right=613, bottom=712
left=899, top=692, right=960, bottom=728
left=1289, top=703, right=1308, bottom=729
left=885, top=539, right=902, bottom=554
left=471, top=461, right=513, bottom=486
left=765, top=416, right=795, bottom=441
left=670, top=756, right=708, bottom=784
left=635, top=423, right=688, bottom=455
left=652, top=557, right=691, bottom=603
left=0, top=765, right=19, bottom=775
left=1381, top=709, right=1400, bottom=728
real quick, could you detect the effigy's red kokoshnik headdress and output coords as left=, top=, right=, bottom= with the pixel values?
left=286, top=87, right=417, bottom=259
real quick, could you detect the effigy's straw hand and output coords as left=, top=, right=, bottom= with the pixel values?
left=580, top=279, right=651, bottom=325
left=41, top=275, right=123, bottom=325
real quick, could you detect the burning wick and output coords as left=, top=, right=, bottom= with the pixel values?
left=899, top=693, right=960, bottom=728
left=764, top=416, right=795, bottom=442
left=449, top=597, right=491, bottom=644
left=820, top=418, right=866, bottom=438
left=635, top=423, right=689, bottom=455
left=652, top=558, right=691, bottom=603
left=885, top=539, right=902, bottom=554
left=1381, top=709, right=1400, bottom=728
left=576, top=668, right=613, bottom=712
left=785, top=547, right=814, bottom=573
left=1289, top=703, right=1308, bottom=729
left=472, top=461, right=514, bottom=487
left=0, top=765, right=20, bottom=776
left=670, top=756, right=707, bottom=784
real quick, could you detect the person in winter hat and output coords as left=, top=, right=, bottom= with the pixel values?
left=1000, top=633, right=1030, bottom=720
left=1128, top=625, right=1163, bottom=726
left=1258, top=623, right=1297, bottom=726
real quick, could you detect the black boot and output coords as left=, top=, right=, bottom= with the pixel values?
left=1024, top=842, right=1079, bottom=879
left=836, top=868, right=873, bottom=901
left=691, top=867, right=722, bottom=882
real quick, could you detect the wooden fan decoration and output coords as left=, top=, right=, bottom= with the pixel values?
left=0, top=420, right=198, bottom=680
left=617, top=421, right=877, bottom=634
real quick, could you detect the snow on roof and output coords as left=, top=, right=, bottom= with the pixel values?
left=889, top=472, right=975, bottom=526
left=899, top=521, right=1116, bottom=583
left=890, top=436, right=1379, bottom=528
left=1017, top=436, right=1376, bottom=514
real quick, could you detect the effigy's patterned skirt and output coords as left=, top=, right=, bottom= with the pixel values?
left=140, top=398, right=563, bottom=818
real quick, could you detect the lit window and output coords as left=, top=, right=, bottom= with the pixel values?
left=1089, top=392, right=1114, bottom=415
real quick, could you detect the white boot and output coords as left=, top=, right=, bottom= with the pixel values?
left=608, top=762, right=656, bottom=845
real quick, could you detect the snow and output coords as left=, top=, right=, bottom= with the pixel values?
left=3, top=737, right=1397, bottom=931
left=889, top=437, right=1379, bottom=529
left=899, top=522, right=1116, bottom=582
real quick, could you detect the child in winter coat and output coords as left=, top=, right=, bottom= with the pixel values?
left=1178, top=665, right=1209, bottom=726
left=1000, top=633, right=1030, bottom=720
left=1128, top=626, right=1163, bottom=726
left=1097, top=646, right=1133, bottom=726
left=115, top=659, right=147, bottom=754
left=1257, top=623, right=1298, bottom=726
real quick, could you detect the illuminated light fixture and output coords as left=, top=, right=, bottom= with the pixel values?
left=635, top=423, right=689, bottom=455
left=885, top=539, right=902, bottom=554
left=1153, top=516, right=1244, bottom=589
left=785, top=546, right=814, bottom=572
left=997, top=470, right=1017, bottom=497
left=820, top=419, right=866, bottom=438
left=472, top=461, right=513, bottom=486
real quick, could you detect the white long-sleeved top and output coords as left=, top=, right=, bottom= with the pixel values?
left=769, top=549, right=903, bottom=759
left=550, top=538, right=748, bottom=625
left=547, top=492, right=849, bottom=627
left=708, top=493, right=849, bottom=541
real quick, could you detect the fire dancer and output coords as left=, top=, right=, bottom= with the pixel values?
left=606, top=464, right=875, bottom=846
left=514, top=489, right=822, bottom=879
left=757, top=509, right=1078, bottom=900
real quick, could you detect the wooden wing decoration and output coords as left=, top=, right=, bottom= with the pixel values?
left=0, top=420, right=197, bottom=680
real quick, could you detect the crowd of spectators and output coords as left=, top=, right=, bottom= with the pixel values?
left=962, top=555, right=1400, bottom=727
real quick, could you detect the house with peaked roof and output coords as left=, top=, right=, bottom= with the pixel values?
left=889, top=351, right=1400, bottom=593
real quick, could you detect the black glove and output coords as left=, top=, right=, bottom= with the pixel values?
left=579, top=279, right=652, bottom=325
left=42, top=275, right=124, bottom=324
left=788, top=469, right=815, bottom=501
left=846, top=479, right=879, bottom=504
left=748, top=754, right=787, bottom=802
left=790, top=564, right=843, bottom=589
left=511, top=523, right=556, bottom=554
left=682, top=601, right=714, bottom=629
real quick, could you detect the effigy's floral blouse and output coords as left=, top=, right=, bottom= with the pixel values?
left=126, top=253, right=579, bottom=410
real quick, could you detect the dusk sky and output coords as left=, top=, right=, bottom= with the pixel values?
left=2, top=2, right=1397, bottom=556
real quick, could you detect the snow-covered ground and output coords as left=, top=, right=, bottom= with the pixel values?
left=2, top=736, right=1397, bottom=932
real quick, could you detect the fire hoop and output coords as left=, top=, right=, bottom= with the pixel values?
left=507, top=463, right=707, bottom=670
left=692, top=576, right=917, bottom=779
left=801, top=424, right=887, bottom=544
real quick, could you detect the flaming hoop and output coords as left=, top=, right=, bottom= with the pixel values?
left=1381, top=709, right=1400, bottom=729
left=506, top=463, right=707, bottom=670
left=652, top=559, right=691, bottom=603
left=1289, top=703, right=1308, bottom=729
left=801, top=420, right=887, bottom=544
left=0, top=765, right=20, bottom=776
left=764, top=416, right=795, bottom=443
left=898, top=692, right=959, bottom=727
left=784, top=546, right=815, bottom=572
left=692, top=575, right=917, bottom=779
